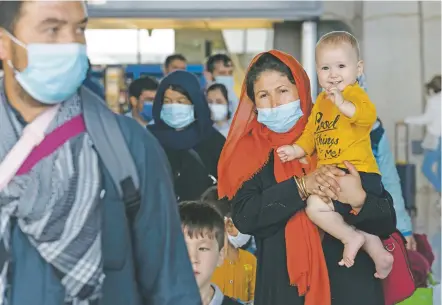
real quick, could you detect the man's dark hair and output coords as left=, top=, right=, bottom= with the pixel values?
left=0, top=1, right=24, bottom=33
left=246, top=53, right=295, bottom=103
left=179, top=200, right=225, bottom=250
left=206, top=54, right=233, bottom=74
left=164, top=54, right=187, bottom=69
left=128, top=76, right=159, bottom=99
left=201, top=186, right=232, bottom=218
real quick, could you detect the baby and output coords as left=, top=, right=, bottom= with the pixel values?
left=277, top=31, right=394, bottom=279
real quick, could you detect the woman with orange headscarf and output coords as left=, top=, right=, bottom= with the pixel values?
left=217, top=50, right=397, bottom=305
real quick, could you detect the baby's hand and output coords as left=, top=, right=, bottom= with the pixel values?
left=277, top=144, right=305, bottom=163
left=326, top=85, right=344, bottom=106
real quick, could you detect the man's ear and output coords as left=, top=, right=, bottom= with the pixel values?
left=0, top=29, right=8, bottom=61
left=129, top=96, right=138, bottom=109
left=204, top=70, right=213, bottom=83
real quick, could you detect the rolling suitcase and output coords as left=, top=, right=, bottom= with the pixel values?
left=395, top=122, right=417, bottom=213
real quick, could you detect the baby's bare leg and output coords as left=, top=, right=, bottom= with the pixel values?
left=360, top=231, right=394, bottom=279
left=306, top=195, right=365, bottom=267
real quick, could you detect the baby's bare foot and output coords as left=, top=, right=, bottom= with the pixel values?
left=339, top=231, right=365, bottom=267
left=373, top=251, right=394, bottom=279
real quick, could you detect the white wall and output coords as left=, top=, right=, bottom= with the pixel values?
left=322, top=1, right=441, bottom=163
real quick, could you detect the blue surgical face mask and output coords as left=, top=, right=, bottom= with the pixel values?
left=160, top=104, right=195, bottom=129
left=257, top=100, right=304, bottom=133
left=6, top=32, right=88, bottom=105
left=140, top=101, right=153, bottom=121
left=215, top=75, right=234, bottom=92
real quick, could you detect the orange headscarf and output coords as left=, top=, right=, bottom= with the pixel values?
left=218, top=50, right=330, bottom=305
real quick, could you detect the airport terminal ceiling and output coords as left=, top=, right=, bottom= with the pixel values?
left=87, top=1, right=322, bottom=23
left=87, top=18, right=278, bottom=30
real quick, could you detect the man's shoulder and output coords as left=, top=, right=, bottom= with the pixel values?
left=114, top=113, right=168, bottom=165
left=115, top=113, right=160, bottom=146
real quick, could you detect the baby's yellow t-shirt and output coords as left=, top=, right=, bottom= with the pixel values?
left=296, top=83, right=380, bottom=174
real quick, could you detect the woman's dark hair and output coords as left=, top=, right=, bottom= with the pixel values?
left=426, top=75, right=441, bottom=94
left=167, top=84, right=192, bottom=102
left=207, top=83, right=231, bottom=119
left=246, top=53, right=295, bottom=103
left=207, top=83, right=229, bottom=103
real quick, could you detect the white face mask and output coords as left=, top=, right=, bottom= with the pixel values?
left=209, top=104, right=228, bottom=122
left=227, top=232, right=251, bottom=248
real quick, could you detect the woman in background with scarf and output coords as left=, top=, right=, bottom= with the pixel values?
left=217, top=50, right=397, bottom=305
left=148, top=70, right=225, bottom=201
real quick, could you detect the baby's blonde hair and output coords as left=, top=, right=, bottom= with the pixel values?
left=316, top=31, right=360, bottom=59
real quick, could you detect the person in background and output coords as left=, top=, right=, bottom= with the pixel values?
left=205, top=54, right=239, bottom=113
left=357, top=74, right=417, bottom=250
left=126, top=76, right=158, bottom=127
left=82, top=58, right=105, bottom=100
left=207, top=83, right=231, bottom=138
left=0, top=1, right=201, bottom=305
left=201, top=186, right=256, bottom=305
left=148, top=70, right=225, bottom=201
left=163, top=53, right=187, bottom=75
left=404, top=75, right=441, bottom=194
left=179, top=201, right=242, bottom=305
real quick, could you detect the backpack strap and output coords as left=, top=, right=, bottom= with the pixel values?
left=80, top=86, right=141, bottom=220
left=16, top=115, right=86, bottom=176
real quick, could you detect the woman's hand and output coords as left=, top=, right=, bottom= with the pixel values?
left=336, top=161, right=367, bottom=212
left=304, top=165, right=346, bottom=201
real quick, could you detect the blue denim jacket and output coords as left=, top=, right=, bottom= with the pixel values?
left=371, top=120, right=413, bottom=236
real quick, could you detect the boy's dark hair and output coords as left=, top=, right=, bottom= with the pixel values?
left=179, top=201, right=225, bottom=250
left=201, top=186, right=232, bottom=218
left=128, top=76, right=159, bottom=99
left=246, top=53, right=295, bottom=103
left=0, top=1, right=24, bottom=33
left=206, top=54, right=232, bottom=74
left=165, top=54, right=187, bottom=69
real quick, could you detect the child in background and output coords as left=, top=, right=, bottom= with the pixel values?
left=201, top=186, right=253, bottom=251
left=201, top=187, right=256, bottom=304
left=277, top=31, right=394, bottom=279
left=178, top=201, right=242, bottom=305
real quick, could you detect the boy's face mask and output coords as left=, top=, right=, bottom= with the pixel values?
left=227, top=232, right=251, bottom=248
left=224, top=217, right=251, bottom=248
